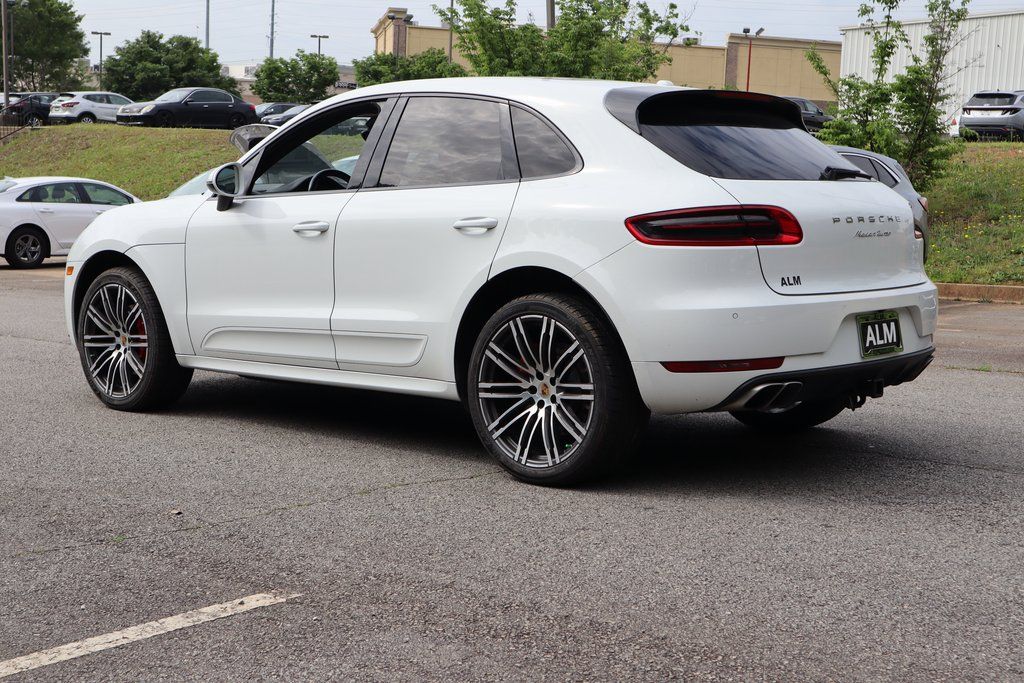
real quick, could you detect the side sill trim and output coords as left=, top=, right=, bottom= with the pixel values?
left=176, top=355, right=460, bottom=401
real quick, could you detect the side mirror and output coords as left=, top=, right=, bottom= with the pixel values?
left=207, top=163, right=243, bottom=211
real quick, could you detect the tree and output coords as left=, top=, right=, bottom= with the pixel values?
left=353, top=48, right=467, bottom=87
left=806, top=0, right=971, bottom=190
left=434, top=0, right=692, bottom=81
left=102, top=31, right=238, bottom=101
left=253, top=51, right=341, bottom=103
left=9, top=0, right=88, bottom=92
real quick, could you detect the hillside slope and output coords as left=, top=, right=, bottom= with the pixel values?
left=0, top=124, right=238, bottom=200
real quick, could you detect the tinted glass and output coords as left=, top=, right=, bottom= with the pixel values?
left=108, top=94, right=131, bottom=105
left=82, top=183, right=131, bottom=205
left=966, top=93, right=1016, bottom=107
left=191, top=90, right=232, bottom=103
left=843, top=154, right=878, bottom=178
left=156, top=89, right=190, bottom=103
left=870, top=159, right=899, bottom=188
left=511, top=107, right=577, bottom=178
left=379, top=97, right=506, bottom=188
left=22, top=183, right=82, bottom=203
left=252, top=103, right=381, bottom=194
left=639, top=101, right=859, bottom=181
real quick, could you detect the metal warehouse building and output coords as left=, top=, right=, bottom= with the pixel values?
left=840, top=9, right=1024, bottom=123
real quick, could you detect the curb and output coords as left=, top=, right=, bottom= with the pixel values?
left=936, top=282, right=1024, bottom=304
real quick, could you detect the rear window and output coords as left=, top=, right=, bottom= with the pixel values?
left=634, top=91, right=859, bottom=181
left=967, top=93, right=1017, bottom=107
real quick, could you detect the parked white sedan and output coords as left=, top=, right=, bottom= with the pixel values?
left=1, top=176, right=140, bottom=268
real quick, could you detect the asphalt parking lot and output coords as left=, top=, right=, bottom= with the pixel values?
left=1, top=259, right=1022, bottom=681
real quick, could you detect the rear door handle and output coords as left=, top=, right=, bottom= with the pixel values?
left=38, top=208, right=54, bottom=213
left=452, top=217, right=499, bottom=233
left=292, top=220, right=331, bottom=235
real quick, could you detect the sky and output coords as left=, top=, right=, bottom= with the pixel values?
left=72, top=0, right=1024, bottom=66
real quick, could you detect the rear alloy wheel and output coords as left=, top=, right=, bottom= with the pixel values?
left=78, top=112, right=96, bottom=124
left=468, top=294, right=647, bottom=485
left=76, top=267, right=192, bottom=411
left=25, top=114, right=44, bottom=127
left=730, top=397, right=847, bottom=432
left=5, top=226, right=46, bottom=268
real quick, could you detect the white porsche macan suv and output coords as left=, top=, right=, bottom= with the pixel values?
left=64, top=78, right=937, bottom=485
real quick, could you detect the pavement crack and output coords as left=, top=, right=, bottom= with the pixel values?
left=0, top=332, right=72, bottom=347
left=12, top=470, right=501, bottom=558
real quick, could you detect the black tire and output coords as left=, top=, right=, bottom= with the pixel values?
left=467, top=293, right=648, bottom=486
left=156, top=110, right=174, bottom=128
left=730, top=397, right=847, bottom=432
left=25, top=113, right=44, bottom=127
left=76, top=266, right=192, bottom=411
left=78, top=112, right=97, bottom=124
left=228, top=113, right=245, bottom=129
left=4, top=225, right=47, bottom=268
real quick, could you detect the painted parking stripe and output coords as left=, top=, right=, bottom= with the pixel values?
left=0, top=591, right=300, bottom=679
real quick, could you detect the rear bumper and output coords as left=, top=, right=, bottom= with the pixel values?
left=960, top=119, right=1023, bottom=137
left=711, top=347, right=934, bottom=412
left=48, top=112, right=77, bottom=123
left=576, top=241, right=937, bottom=414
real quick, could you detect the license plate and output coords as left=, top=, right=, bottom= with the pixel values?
left=970, top=109, right=1002, bottom=117
left=857, top=310, right=903, bottom=358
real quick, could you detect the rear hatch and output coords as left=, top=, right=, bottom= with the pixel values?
left=963, top=92, right=1019, bottom=117
left=612, top=89, right=926, bottom=295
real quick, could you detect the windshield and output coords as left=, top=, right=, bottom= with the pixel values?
left=0, top=178, right=17, bottom=193
left=155, top=89, right=191, bottom=103
left=168, top=171, right=210, bottom=197
left=637, top=93, right=859, bottom=181
left=966, top=93, right=1017, bottom=107
left=281, top=105, right=309, bottom=116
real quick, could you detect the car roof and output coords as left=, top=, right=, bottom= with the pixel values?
left=3, top=176, right=131, bottom=190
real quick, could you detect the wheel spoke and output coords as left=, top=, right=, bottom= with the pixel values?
left=514, top=406, right=542, bottom=464
left=86, top=305, right=116, bottom=335
left=539, top=407, right=556, bottom=466
left=558, top=383, right=595, bottom=401
left=487, top=397, right=533, bottom=438
left=485, top=344, right=532, bottom=382
left=551, top=341, right=580, bottom=379
left=510, top=318, right=541, bottom=372
left=89, top=347, right=115, bottom=376
left=124, top=349, right=146, bottom=378
left=552, top=405, right=585, bottom=444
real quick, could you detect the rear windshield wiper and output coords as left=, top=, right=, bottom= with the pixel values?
left=820, top=165, right=873, bottom=181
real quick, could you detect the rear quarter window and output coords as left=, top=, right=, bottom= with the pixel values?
left=635, top=91, right=859, bottom=181
left=510, top=106, right=578, bottom=178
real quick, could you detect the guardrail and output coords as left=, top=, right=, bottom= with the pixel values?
left=0, top=109, right=28, bottom=142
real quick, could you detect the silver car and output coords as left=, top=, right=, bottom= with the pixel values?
left=831, top=146, right=930, bottom=261
left=959, top=90, right=1024, bottom=140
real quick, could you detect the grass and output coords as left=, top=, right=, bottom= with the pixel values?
left=925, top=142, right=1024, bottom=285
left=0, top=124, right=238, bottom=200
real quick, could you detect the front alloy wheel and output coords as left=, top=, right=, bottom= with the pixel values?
left=7, top=229, right=45, bottom=268
left=468, top=294, right=647, bottom=485
left=76, top=267, right=193, bottom=411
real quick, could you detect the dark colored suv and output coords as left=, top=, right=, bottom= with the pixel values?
left=116, top=87, right=258, bottom=129
left=2, top=93, right=59, bottom=126
left=784, top=96, right=833, bottom=133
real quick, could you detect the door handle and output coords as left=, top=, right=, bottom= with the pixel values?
left=95, top=209, right=108, bottom=214
left=292, top=220, right=330, bottom=236
left=452, top=217, right=499, bottom=233
left=39, top=208, right=54, bottom=213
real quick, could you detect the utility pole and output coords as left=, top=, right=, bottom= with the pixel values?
left=92, top=31, right=111, bottom=90
left=546, top=0, right=555, bottom=29
left=268, top=0, right=275, bottom=58
left=742, top=27, right=764, bottom=92
left=310, top=34, right=328, bottom=55
left=1, top=0, right=9, bottom=108
left=205, top=0, right=210, bottom=48
left=447, top=0, right=453, bottom=63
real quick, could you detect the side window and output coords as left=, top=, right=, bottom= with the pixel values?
left=190, top=90, right=230, bottom=103
left=82, top=183, right=132, bottom=206
left=843, top=155, right=879, bottom=180
left=510, top=106, right=578, bottom=178
left=108, top=94, right=131, bottom=106
left=870, top=160, right=900, bottom=188
left=251, top=101, right=382, bottom=194
left=29, top=183, right=83, bottom=203
left=379, top=97, right=507, bottom=188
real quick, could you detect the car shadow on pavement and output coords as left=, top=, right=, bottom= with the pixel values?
left=171, top=373, right=925, bottom=495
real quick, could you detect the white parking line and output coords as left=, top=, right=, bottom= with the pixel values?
left=0, top=591, right=300, bottom=679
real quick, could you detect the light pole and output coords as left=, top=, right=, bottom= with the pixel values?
left=546, top=0, right=555, bottom=29
left=268, top=0, right=275, bottom=58
left=205, top=0, right=210, bottom=48
left=742, top=26, right=764, bottom=92
left=310, top=33, right=328, bottom=55
left=1, top=0, right=9, bottom=108
left=92, top=31, right=111, bottom=90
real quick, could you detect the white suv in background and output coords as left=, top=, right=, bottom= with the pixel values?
left=49, top=92, right=134, bottom=124
left=64, top=78, right=937, bottom=485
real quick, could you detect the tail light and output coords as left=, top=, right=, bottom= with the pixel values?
left=662, top=357, right=784, bottom=373
left=625, top=205, right=802, bottom=246
left=917, top=196, right=928, bottom=213
left=61, top=101, right=79, bottom=108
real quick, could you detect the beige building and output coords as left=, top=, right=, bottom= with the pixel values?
left=371, top=8, right=840, bottom=105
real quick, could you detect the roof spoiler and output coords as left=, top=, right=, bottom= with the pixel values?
left=604, top=87, right=806, bottom=133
